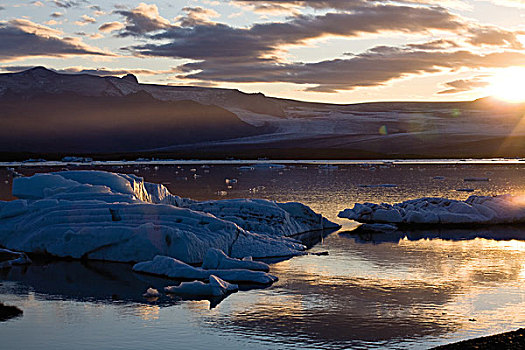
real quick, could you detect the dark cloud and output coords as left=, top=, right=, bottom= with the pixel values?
left=0, top=65, right=177, bottom=77
left=126, top=4, right=465, bottom=63
left=176, top=45, right=525, bottom=92
left=0, top=19, right=111, bottom=62
left=53, top=0, right=86, bottom=8
left=437, top=77, right=490, bottom=94
left=405, top=39, right=459, bottom=50
left=50, top=12, right=64, bottom=18
left=232, top=0, right=449, bottom=12
left=0, top=6, right=5, bottom=11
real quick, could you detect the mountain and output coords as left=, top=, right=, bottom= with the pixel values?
left=1, top=67, right=524, bottom=159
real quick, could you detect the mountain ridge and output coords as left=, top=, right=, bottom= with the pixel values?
left=1, top=67, right=524, bottom=159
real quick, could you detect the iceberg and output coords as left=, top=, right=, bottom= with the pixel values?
left=0, top=170, right=338, bottom=263
left=133, top=255, right=278, bottom=284
left=142, top=287, right=161, bottom=298
left=338, top=195, right=525, bottom=226
left=0, top=248, right=32, bottom=269
left=164, top=275, right=238, bottom=297
left=201, top=248, right=269, bottom=272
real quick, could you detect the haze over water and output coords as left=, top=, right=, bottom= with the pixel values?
left=1, top=161, right=525, bottom=349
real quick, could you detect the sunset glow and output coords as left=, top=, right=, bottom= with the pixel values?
left=487, top=67, right=525, bottom=103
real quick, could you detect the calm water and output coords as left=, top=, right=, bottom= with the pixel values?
left=1, top=161, right=525, bottom=349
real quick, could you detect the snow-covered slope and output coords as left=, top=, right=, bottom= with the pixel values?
left=338, top=195, right=525, bottom=226
left=0, top=170, right=338, bottom=263
left=2, top=67, right=524, bottom=158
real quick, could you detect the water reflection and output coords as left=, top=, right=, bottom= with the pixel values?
left=1, top=163, right=525, bottom=349
left=0, top=260, right=247, bottom=309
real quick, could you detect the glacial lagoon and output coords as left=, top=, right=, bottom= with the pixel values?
left=1, top=160, right=525, bottom=349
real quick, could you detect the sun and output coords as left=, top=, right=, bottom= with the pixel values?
left=486, top=67, right=525, bottom=103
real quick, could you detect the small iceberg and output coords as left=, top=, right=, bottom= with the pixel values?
left=464, top=177, right=490, bottom=182
left=252, top=163, right=286, bottom=169
left=358, top=184, right=397, bottom=188
left=338, top=194, right=525, bottom=226
left=164, top=275, right=238, bottom=297
left=0, top=248, right=32, bottom=269
left=318, top=164, right=338, bottom=170
left=456, top=188, right=475, bottom=192
left=201, top=249, right=269, bottom=272
left=133, top=255, right=278, bottom=285
left=142, top=287, right=161, bottom=298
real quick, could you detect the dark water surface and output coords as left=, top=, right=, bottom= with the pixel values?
left=1, top=161, right=525, bottom=349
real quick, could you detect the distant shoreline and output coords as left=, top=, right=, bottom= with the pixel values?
left=1, top=157, right=525, bottom=167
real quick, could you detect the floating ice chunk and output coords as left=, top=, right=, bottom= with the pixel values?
left=164, top=275, right=238, bottom=297
left=252, top=163, right=286, bottom=169
left=358, top=184, right=397, bottom=188
left=0, top=248, right=31, bottom=269
left=142, top=287, right=160, bottom=298
left=133, top=256, right=278, bottom=284
left=433, top=176, right=445, bottom=180
left=338, top=195, right=525, bottom=226
left=318, top=164, right=338, bottom=170
left=201, top=249, right=269, bottom=272
left=464, top=177, right=489, bottom=182
left=456, top=188, right=475, bottom=192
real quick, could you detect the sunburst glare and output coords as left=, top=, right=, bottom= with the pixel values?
left=487, top=67, right=525, bottom=103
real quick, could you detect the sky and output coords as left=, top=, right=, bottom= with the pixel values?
left=0, top=0, right=525, bottom=103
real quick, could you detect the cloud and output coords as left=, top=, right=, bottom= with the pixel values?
left=176, top=6, right=220, bottom=26
left=0, top=65, right=178, bottom=77
left=0, top=19, right=112, bottom=62
left=74, top=15, right=96, bottom=26
left=437, top=77, right=490, bottom=94
left=175, top=44, right=525, bottom=92
left=125, top=4, right=466, bottom=63
left=50, top=12, right=63, bottom=18
left=98, top=21, right=125, bottom=32
left=114, top=3, right=171, bottom=36
left=53, top=0, right=84, bottom=8
left=468, top=26, right=524, bottom=49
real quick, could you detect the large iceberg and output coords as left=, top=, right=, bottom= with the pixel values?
left=0, top=170, right=338, bottom=263
left=338, top=195, right=525, bottom=226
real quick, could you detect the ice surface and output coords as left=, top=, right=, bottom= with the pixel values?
left=133, top=255, right=278, bottom=284
left=338, top=195, right=525, bottom=226
left=0, top=248, right=32, bottom=269
left=164, top=275, right=238, bottom=297
left=201, top=248, right=269, bottom=272
left=0, top=170, right=326, bottom=263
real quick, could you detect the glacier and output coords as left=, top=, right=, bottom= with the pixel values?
left=338, top=195, right=525, bottom=227
left=0, top=170, right=338, bottom=263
